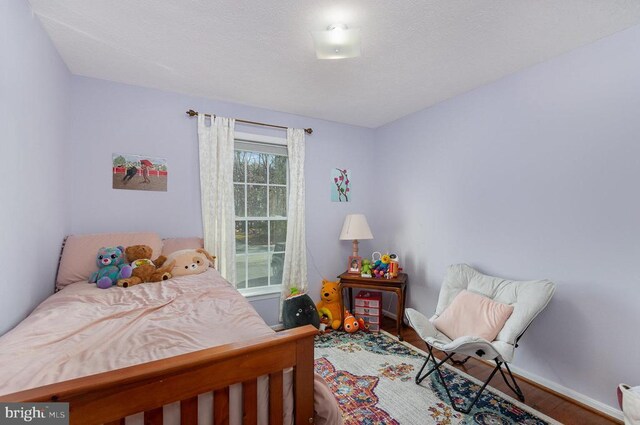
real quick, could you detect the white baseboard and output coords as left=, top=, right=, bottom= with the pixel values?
left=506, top=364, right=623, bottom=422
left=381, top=310, right=622, bottom=422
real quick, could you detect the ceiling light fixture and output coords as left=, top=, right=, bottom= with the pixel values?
left=312, top=23, right=361, bottom=60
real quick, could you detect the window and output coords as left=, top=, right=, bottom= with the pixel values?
left=233, top=135, right=287, bottom=295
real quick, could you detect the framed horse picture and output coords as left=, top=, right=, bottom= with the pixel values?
left=112, top=153, right=167, bottom=192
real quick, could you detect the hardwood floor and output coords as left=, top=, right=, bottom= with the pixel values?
left=380, top=317, right=620, bottom=425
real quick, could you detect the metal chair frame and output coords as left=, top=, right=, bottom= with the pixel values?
left=415, top=334, right=527, bottom=414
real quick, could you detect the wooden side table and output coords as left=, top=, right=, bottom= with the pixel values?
left=338, top=271, right=408, bottom=340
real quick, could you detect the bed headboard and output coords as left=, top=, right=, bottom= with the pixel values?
left=55, top=234, right=207, bottom=291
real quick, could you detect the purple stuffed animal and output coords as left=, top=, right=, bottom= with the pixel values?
left=89, top=246, right=132, bottom=289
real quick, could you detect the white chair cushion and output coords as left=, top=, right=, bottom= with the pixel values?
left=406, top=308, right=507, bottom=361
left=434, top=264, right=555, bottom=348
left=405, top=264, right=555, bottom=363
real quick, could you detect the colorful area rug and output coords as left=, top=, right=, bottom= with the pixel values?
left=314, top=331, right=560, bottom=425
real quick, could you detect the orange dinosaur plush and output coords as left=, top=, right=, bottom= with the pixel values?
left=316, top=280, right=343, bottom=330
left=117, top=245, right=175, bottom=288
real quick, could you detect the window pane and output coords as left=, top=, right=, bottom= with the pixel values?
left=234, top=151, right=246, bottom=183
left=247, top=185, right=267, bottom=217
left=269, top=186, right=286, bottom=217
left=247, top=152, right=267, bottom=183
left=234, top=184, right=245, bottom=218
left=270, top=252, right=284, bottom=285
left=233, top=142, right=289, bottom=291
left=269, top=155, right=287, bottom=185
left=270, top=221, right=286, bottom=250
left=235, top=221, right=246, bottom=253
left=247, top=252, right=269, bottom=288
left=248, top=220, right=268, bottom=252
left=235, top=255, right=246, bottom=289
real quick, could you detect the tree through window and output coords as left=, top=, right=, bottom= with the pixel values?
left=234, top=142, right=287, bottom=292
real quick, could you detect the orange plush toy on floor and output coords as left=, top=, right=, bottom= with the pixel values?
left=316, top=280, right=343, bottom=330
left=343, top=310, right=359, bottom=333
left=358, top=317, right=368, bottom=332
left=344, top=310, right=368, bottom=333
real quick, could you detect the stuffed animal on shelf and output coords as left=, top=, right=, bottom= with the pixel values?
left=117, top=245, right=176, bottom=288
left=89, top=246, right=131, bottom=289
left=165, top=248, right=216, bottom=277
left=372, top=253, right=392, bottom=278
left=361, top=259, right=373, bottom=278
left=316, top=280, right=342, bottom=330
left=388, top=253, right=400, bottom=277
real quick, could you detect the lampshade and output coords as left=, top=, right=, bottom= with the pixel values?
left=311, top=24, right=361, bottom=60
left=340, top=214, right=373, bottom=241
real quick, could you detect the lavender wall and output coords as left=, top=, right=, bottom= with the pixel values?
left=0, top=1, right=70, bottom=334
left=67, top=76, right=377, bottom=323
left=374, top=24, right=640, bottom=410
left=7, top=0, right=635, bottom=411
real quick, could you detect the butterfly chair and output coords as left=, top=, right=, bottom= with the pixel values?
left=404, top=264, right=556, bottom=414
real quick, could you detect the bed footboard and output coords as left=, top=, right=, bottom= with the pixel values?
left=0, top=325, right=317, bottom=425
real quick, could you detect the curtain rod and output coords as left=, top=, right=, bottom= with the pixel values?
left=186, top=109, right=313, bottom=135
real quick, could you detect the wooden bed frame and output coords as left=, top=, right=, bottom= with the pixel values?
left=0, top=324, right=317, bottom=425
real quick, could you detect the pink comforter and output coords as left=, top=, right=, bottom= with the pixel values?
left=0, top=269, right=276, bottom=395
left=0, top=269, right=342, bottom=425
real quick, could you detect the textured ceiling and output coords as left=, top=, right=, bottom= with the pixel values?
left=28, top=0, right=640, bottom=128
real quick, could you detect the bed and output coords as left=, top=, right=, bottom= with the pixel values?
left=0, top=233, right=337, bottom=425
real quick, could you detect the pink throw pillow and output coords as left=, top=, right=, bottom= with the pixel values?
left=56, top=232, right=163, bottom=290
left=161, top=237, right=204, bottom=257
left=433, top=290, right=514, bottom=342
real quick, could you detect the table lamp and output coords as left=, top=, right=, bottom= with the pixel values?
left=339, top=214, right=374, bottom=257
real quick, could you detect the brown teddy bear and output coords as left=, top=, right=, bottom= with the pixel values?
left=116, top=245, right=176, bottom=288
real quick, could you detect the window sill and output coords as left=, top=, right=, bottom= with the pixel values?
left=239, top=285, right=282, bottom=300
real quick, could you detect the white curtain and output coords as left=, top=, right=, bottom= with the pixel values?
left=198, top=114, right=236, bottom=284
left=280, top=128, right=308, bottom=316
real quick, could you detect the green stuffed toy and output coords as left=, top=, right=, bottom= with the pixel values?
left=361, top=259, right=373, bottom=277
